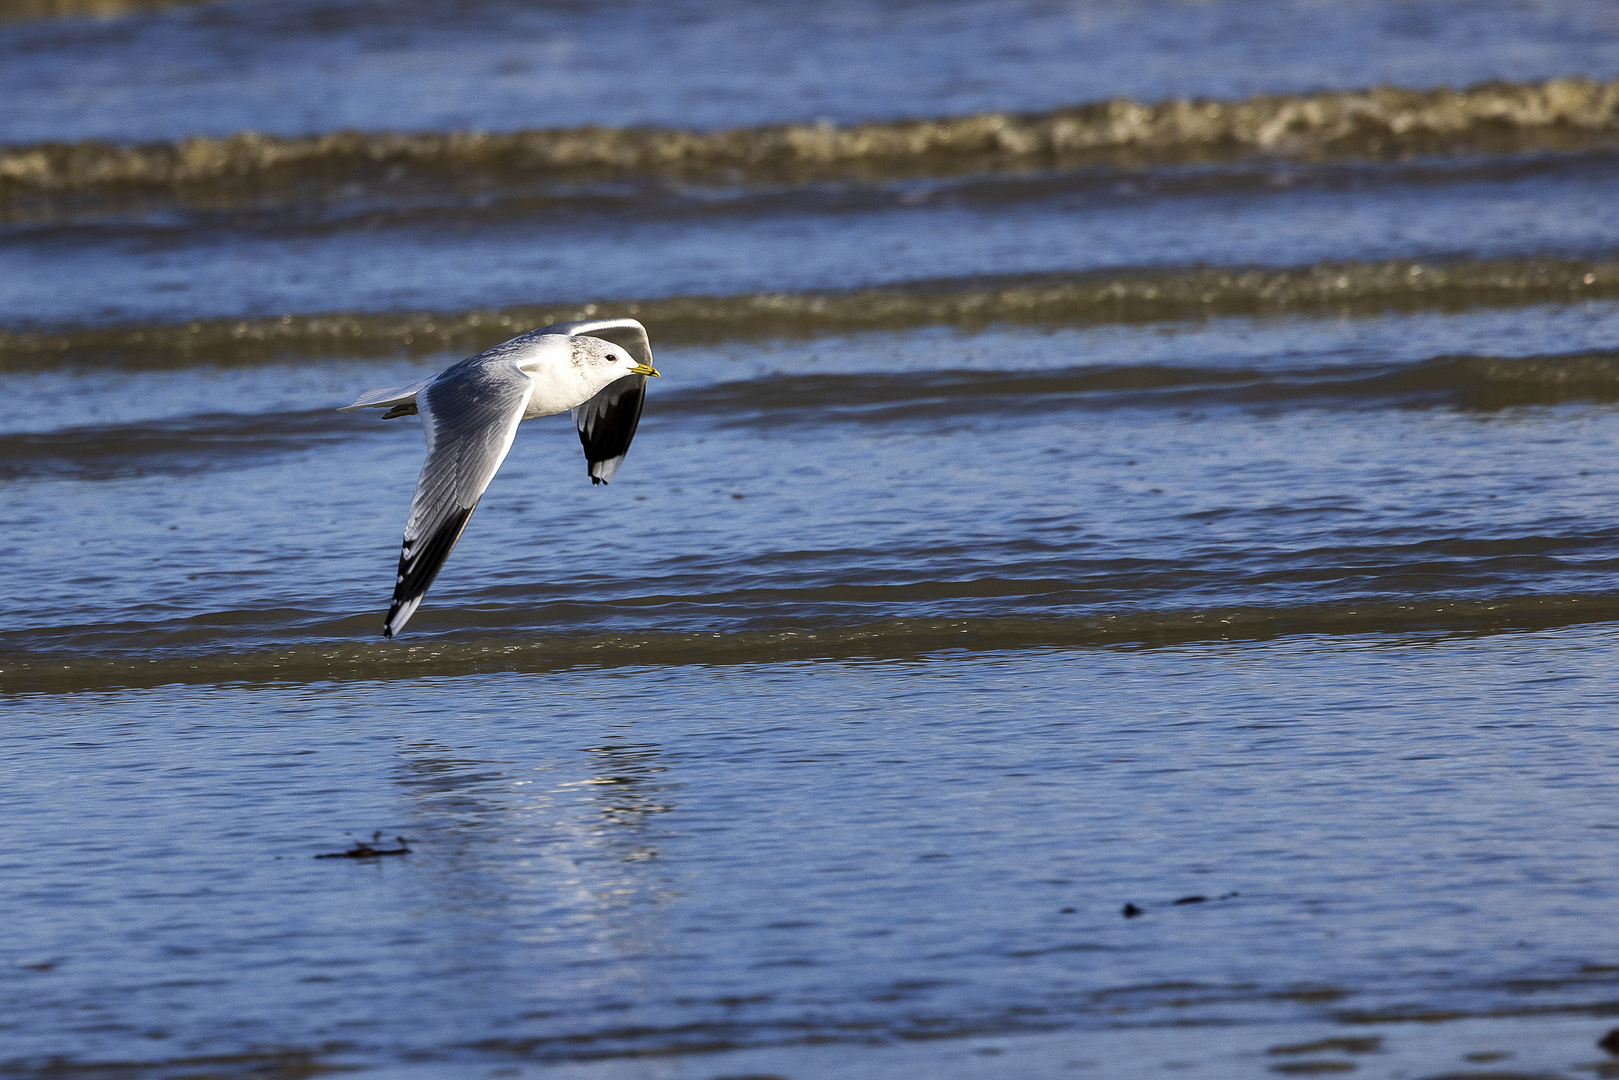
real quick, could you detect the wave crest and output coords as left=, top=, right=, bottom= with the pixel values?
left=4, top=256, right=1616, bottom=370
left=4, top=78, right=1617, bottom=203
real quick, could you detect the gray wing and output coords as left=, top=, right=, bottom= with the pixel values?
left=384, top=359, right=531, bottom=638
left=541, top=319, right=655, bottom=485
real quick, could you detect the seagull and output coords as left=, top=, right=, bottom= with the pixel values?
left=339, top=318, right=660, bottom=638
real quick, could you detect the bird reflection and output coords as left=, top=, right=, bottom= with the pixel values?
left=575, top=744, right=675, bottom=859
left=381, top=737, right=685, bottom=1025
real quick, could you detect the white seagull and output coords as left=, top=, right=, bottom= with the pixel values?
left=339, top=317, right=660, bottom=638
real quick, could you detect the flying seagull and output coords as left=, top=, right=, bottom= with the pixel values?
left=339, top=318, right=660, bottom=638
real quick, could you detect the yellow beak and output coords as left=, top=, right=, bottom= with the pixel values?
left=630, top=363, right=660, bottom=377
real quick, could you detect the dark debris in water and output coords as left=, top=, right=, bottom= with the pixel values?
left=1123, top=891, right=1240, bottom=917
left=315, top=832, right=411, bottom=860
left=1269, top=1037, right=1383, bottom=1056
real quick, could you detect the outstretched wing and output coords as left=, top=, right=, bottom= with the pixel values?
left=539, top=318, right=656, bottom=485
left=384, top=360, right=531, bottom=638
left=573, top=374, right=646, bottom=485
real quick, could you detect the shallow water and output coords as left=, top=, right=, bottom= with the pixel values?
left=6, top=1, right=1619, bottom=1077
left=6, top=634, right=1619, bottom=1078
left=10, top=152, right=1619, bottom=327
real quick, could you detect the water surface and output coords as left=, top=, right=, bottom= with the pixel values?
left=6, top=1, right=1619, bottom=1076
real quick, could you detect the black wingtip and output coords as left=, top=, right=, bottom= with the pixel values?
left=382, top=504, right=476, bottom=639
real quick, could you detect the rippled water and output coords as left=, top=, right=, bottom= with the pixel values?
left=5, top=0, right=1617, bottom=141
left=6, top=1, right=1619, bottom=1077
left=7, top=635, right=1619, bottom=1079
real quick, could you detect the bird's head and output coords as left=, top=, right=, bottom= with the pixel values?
left=573, top=335, right=660, bottom=387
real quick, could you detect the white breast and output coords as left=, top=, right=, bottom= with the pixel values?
left=517, top=337, right=600, bottom=418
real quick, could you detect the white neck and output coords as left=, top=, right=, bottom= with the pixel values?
left=516, top=337, right=606, bottom=418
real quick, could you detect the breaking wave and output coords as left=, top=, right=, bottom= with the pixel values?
left=2, top=255, right=1614, bottom=370
left=3, top=78, right=1617, bottom=206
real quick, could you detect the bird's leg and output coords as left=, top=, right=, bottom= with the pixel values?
left=381, top=403, right=419, bottom=419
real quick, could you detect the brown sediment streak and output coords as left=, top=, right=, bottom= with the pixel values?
left=0, top=0, right=206, bottom=20
left=3, top=255, right=1618, bottom=371
left=3, top=78, right=1619, bottom=202
left=3, top=593, right=1617, bottom=694
left=676, top=350, right=1619, bottom=419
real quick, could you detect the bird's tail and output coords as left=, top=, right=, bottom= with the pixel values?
left=339, top=376, right=434, bottom=413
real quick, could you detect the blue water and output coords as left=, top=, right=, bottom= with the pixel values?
left=4, top=0, right=1618, bottom=142
left=6, top=631, right=1619, bottom=1075
left=7, top=1, right=1619, bottom=1076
